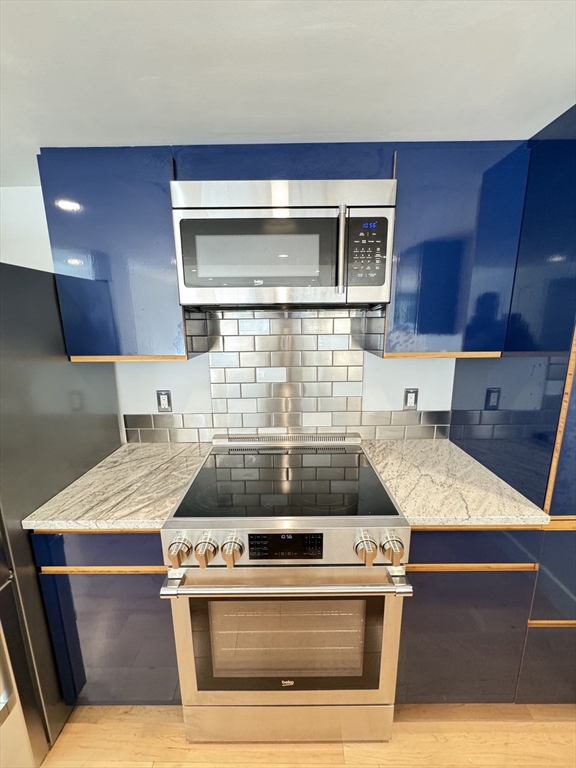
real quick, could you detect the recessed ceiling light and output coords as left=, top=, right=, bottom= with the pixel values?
left=278, top=254, right=289, bottom=258
left=56, top=199, right=82, bottom=212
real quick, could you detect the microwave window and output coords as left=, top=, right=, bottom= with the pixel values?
left=195, top=235, right=320, bottom=279
left=179, top=217, right=337, bottom=288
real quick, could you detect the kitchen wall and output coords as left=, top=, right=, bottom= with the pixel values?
left=121, top=308, right=454, bottom=443
left=0, top=186, right=54, bottom=272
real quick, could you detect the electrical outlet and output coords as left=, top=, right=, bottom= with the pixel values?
left=485, top=387, right=501, bottom=410
left=404, top=388, right=418, bottom=410
left=157, top=390, right=172, bottom=413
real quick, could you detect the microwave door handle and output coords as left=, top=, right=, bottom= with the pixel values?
left=336, top=205, right=347, bottom=294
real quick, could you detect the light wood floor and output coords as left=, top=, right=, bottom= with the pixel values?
left=41, top=704, right=576, bottom=768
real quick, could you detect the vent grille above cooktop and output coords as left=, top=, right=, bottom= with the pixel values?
left=212, top=433, right=361, bottom=446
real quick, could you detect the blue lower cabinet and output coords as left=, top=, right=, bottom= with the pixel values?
left=40, top=574, right=179, bottom=705
left=516, top=628, right=576, bottom=703
left=396, top=571, right=536, bottom=703
left=32, top=533, right=164, bottom=567
left=409, top=531, right=543, bottom=565
left=531, top=532, right=576, bottom=621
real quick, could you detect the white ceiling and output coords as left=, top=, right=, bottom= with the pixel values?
left=1, top=0, right=575, bottom=187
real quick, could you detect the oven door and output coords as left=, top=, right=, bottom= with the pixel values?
left=172, top=208, right=346, bottom=306
left=161, top=566, right=411, bottom=706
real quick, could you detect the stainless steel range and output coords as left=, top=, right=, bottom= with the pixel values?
left=160, top=434, right=412, bottom=743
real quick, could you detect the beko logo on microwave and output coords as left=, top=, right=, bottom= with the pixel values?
left=281, top=680, right=295, bottom=687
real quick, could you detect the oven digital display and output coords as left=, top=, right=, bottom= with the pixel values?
left=248, top=533, right=323, bottom=560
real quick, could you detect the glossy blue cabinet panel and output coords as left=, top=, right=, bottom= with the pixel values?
left=409, top=531, right=543, bottom=565
left=38, top=147, right=184, bottom=357
left=388, top=145, right=529, bottom=353
left=450, top=354, right=564, bottom=507
left=516, top=628, right=576, bottom=703
left=505, top=106, right=576, bottom=353
left=531, top=532, right=576, bottom=621
left=174, top=142, right=397, bottom=180
left=550, top=382, right=576, bottom=516
left=173, top=141, right=524, bottom=182
left=38, top=572, right=86, bottom=705
left=396, top=571, right=536, bottom=703
left=44, top=575, right=179, bottom=705
left=32, top=533, right=163, bottom=567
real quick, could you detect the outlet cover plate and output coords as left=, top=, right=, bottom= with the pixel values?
left=404, top=388, right=418, bottom=410
left=157, top=390, right=172, bottom=413
left=485, top=387, right=501, bottom=410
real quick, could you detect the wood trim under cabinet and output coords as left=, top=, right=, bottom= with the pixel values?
left=30, top=525, right=551, bottom=535
left=382, top=351, right=502, bottom=359
left=545, top=517, right=576, bottom=531
left=31, top=528, right=162, bottom=534
left=41, top=566, right=166, bottom=574
left=70, top=355, right=188, bottom=362
left=527, top=620, right=576, bottom=628
left=411, top=524, right=546, bottom=531
left=543, top=326, right=576, bottom=514
left=406, top=563, right=538, bottom=572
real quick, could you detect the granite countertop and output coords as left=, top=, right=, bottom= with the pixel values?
left=22, top=439, right=549, bottom=531
left=362, top=440, right=549, bottom=527
left=22, top=443, right=211, bottom=531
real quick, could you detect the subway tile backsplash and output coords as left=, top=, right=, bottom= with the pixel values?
left=124, top=308, right=452, bottom=443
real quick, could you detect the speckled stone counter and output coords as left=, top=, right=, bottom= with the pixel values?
left=22, top=443, right=210, bottom=530
left=363, top=440, right=549, bottom=527
left=22, top=439, right=549, bottom=531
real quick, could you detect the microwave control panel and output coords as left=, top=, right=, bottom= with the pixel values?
left=347, top=218, right=388, bottom=286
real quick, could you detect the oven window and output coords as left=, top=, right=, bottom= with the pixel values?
left=211, top=599, right=364, bottom=677
left=189, top=596, right=383, bottom=691
left=179, top=217, right=337, bottom=288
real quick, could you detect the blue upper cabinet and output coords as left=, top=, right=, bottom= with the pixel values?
left=38, top=147, right=185, bottom=358
left=387, top=144, right=530, bottom=354
left=505, top=106, right=576, bottom=353
left=173, top=142, right=397, bottom=180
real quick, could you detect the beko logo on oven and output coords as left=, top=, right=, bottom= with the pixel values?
left=281, top=680, right=294, bottom=687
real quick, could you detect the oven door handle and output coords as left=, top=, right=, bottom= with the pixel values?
left=159, top=575, right=413, bottom=599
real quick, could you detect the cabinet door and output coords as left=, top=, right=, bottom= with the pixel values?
left=505, top=107, right=576, bottom=353
left=39, top=574, right=179, bottom=705
left=530, top=531, right=576, bottom=622
left=396, top=571, right=536, bottom=703
left=387, top=145, right=529, bottom=354
left=37, top=147, right=185, bottom=358
left=515, top=628, right=576, bottom=703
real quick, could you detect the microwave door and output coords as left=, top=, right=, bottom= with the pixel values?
left=172, top=208, right=347, bottom=306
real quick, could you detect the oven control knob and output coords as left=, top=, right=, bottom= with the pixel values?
left=194, top=536, right=218, bottom=568
left=380, top=536, right=404, bottom=566
left=167, top=536, right=192, bottom=568
left=354, top=533, right=378, bottom=567
left=221, top=535, right=244, bottom=568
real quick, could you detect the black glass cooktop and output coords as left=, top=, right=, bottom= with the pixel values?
left=173, top=446, right=399, bottom=518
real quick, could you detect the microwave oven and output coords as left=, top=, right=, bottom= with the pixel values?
left=170, top=179, right=396, bottom=307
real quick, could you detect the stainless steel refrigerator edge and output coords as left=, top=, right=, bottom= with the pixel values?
left=0, top=263, right=121, bottom=762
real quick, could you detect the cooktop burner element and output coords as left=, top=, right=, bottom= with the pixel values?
left=173, top=445, right=399, bottom=519
left=162, top=434, right=410, bottom=569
